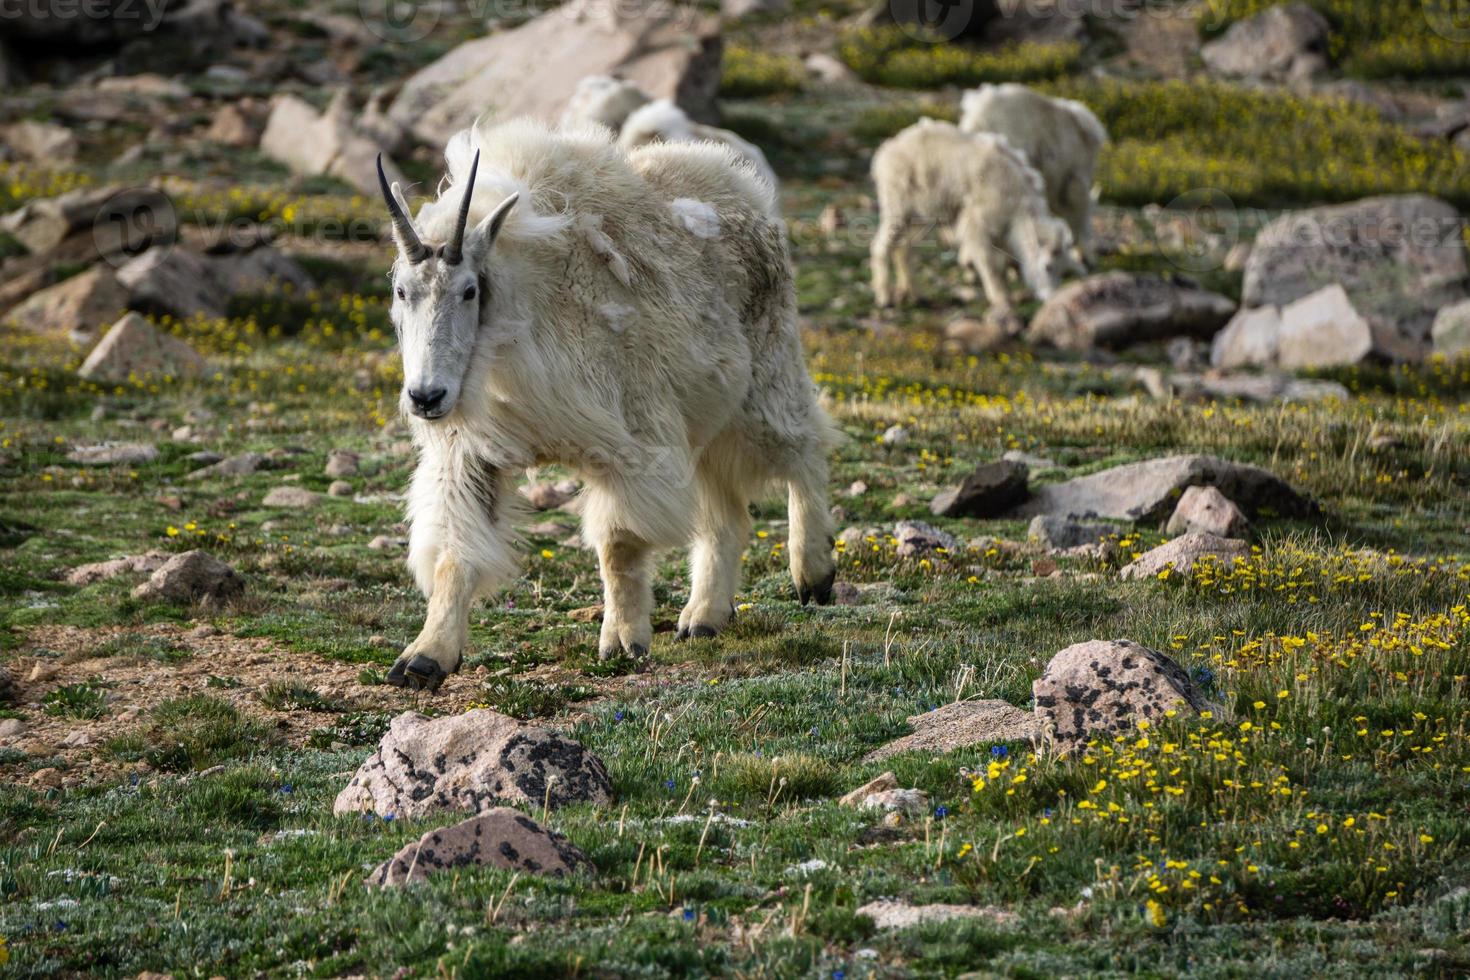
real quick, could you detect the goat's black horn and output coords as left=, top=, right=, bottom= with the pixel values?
left=444, top=149, right=480, bottom=266
left=378, top=154, right=428, bottom=263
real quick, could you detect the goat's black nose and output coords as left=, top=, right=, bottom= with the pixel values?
left=407, top=387, right=447, bottom=414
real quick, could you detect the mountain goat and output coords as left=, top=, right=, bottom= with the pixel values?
left=870, top=119, right=1075, bottom=312
left=619, top=99, right=779, bottom=201
left=376, top=120, right=837, bottom=691
left=559, top=74, right=651, bottom=133
left=959, top=83, right=1107, bottom=264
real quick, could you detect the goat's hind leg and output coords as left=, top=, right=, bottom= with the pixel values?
left=787, top=455, right=836, bottom=606
left=677, top=481, right=750, bottom=640
left=594, top=532, right=655, bottom=661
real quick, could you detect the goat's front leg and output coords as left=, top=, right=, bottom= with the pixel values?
left=389, top=451, right=517, bottom=692
left=389, top=555, right=477, bottom=692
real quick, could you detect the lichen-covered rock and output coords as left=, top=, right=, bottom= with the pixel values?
left=367, top=808, right=591, bottom=887
left=1164, top=486, right=1250, bottom=539
left=66, top=442, right=159, bottom=466
left=857, top=900, right=1016, bottom=930
left=1120, top=532, right=1248, bottom=579
left=334, top=709, right=613, bottom=820
left=1025, top=272, right=1235, bottom=351
left=1033, top=639, right=1206, bottom=751
left=131, top=550, right=245, bottom=603
left=1027, top=515, right=1118, bottom=551
left=262, top=486, right=320, bottom=509
left=864, top=700, right=1039, bottom=762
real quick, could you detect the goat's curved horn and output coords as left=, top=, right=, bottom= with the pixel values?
left=377, top=154, right=428, bottom=263
left=444, top=149, right=480, bottom=266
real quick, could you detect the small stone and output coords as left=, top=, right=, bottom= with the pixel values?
left=263, top=486, right=320, bottom=509
left=522, top=481, right=575, bottom=511
left=325, top=450, right=360, bottom=478
left=368, top=808, right=591, bottom=887
left=880, top=425, right=908, bottom=447
left=568, top=604, right=604, bottom=623
left=67, top=443, right=159, bottom=466
left=66, top=550, right=170, bottom=586
left=187, top=452, right=266, bottom=480
left=832, top=581, right=862, bottom=605
left=78, top=313, right=207, bottom=382
left=1165, top=485, right=1250, bottom=539
left=846, top=481, right=868, bottom=497
left=132, top=550, right=245, bottom=604
left=1120, top=532, right=1249, bottom=580
left=839, top=772, right=929, bottom=818
left=0, top=718, right=24, bottom=738
left=893, top=520, right=959, bottom=558
left=328, top=480, right=353, bottom=497
left=368, top=535, right=405, bottom=551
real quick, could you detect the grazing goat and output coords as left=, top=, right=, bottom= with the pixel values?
left=376, top=119, right=837, bottom=691
left=619, top=99, right=779, bottom=201
left=558, top=75, right=652, bottom=133
left=870, top=119, right=1075, bottom=313
left=959, top=83, right=1107, bottom=264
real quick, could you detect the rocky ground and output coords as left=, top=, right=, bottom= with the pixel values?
left=1, top=0, right=1469, bottom=976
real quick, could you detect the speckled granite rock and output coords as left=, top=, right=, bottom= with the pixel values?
left=1033, top=639, right=1206, bottom=752
left=334, top=709, right=613, bottom=819
left=368, top=808, right=590, bottom=886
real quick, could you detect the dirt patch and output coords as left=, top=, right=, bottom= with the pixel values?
left=0, top=622, right=642, bottom=789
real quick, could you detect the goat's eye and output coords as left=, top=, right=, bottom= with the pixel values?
left=395, top=286, right=406, bottom=301
left=463, top=284, right=477, bottom=301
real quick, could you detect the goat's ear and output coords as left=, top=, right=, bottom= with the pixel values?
left=468, top=193, right=519, bottom=261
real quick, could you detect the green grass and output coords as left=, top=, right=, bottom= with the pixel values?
left=2, top=4, right=1470, bottom=974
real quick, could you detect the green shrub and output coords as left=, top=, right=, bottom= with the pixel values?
left=107, top=694, right=278, bottom=772
left=42, top=681, right=108, bottom=720
left=721, top=46, right=805, bottom=98
left=838, top=27, right=1081, bottom=89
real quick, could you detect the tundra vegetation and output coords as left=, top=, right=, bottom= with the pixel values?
left=1, top=0, right=1469, bottom=976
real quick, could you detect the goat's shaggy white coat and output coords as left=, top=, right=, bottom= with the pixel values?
left=619, top=99, right=779, bottom=203
left=387, top=119, right=836, bottom=683
left=870, top=118, right=1074, bottom=312
left=558, top=74, right=652, bottom=133
left=959, top=83, right=1107, bottom=263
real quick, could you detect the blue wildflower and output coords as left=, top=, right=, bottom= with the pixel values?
left=665, top=778, right=676, bottom=792
left=990, top=744, right=1008, bottom=758
left=935, top=805, right=948, bottom=819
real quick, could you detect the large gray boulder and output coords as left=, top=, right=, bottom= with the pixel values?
left=259, top=91, right=406, bottom=197
left=334, top=709, right=613, bottom=820
left=1432, top=299, right=1470, bottom=358
left=116, top=247, right=230, bottom=321
left=0, top=184, right=177, bottom=256
left=1026, top=272, right=1235, bottom=351
left=1033, top=639, right=1208, bottom=752
left=1231, top=195, right=1469, bottom=363
left=1011, top=454, right=1315, bottom=523
left=368, top=808, right=591, bottom=887
left=929, top=460, right=1029, bottom=518
left=78, top=313, right=207, bottom=382
left=1201, top=3, right=1329, bottom=81
left=386, top=0, right=722, bottom=146
left=5, top=267, right=129, bottom=339
left=1276, top=284, right=1374, bottom=369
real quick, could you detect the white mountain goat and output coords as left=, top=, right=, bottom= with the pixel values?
left=870, top=119, right=1076, bottom=312
left=959, top=83, right=1107, bottom=264
left=619, top=99, right=779, bottom=202
left=559, top=74, right=651, bottom=133
left=375, top=120, right=838, bottom=691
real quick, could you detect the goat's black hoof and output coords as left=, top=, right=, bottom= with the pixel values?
left=798, top=567, right=837, bottom=606
left=690, top=624, right=718, bottom=639
left=387, top=653, right=456, bottom=693
left=675, top=626, right=689, bottom=642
